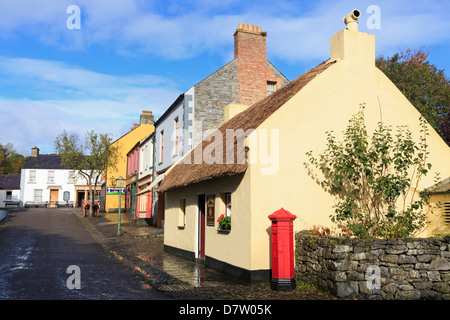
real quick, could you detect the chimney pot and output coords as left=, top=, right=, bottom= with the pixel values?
left=234, top=22, right=267, bottom=59
left=343, top=9, right=361, bottom=31
left=140, top=110, right=155, bottom=125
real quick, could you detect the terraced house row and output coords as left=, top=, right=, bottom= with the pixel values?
left=103, top=22, right=289, bottom=229
left=100, top=17, right=449, bottom=282
left=0, top=146, right=102, bottom=209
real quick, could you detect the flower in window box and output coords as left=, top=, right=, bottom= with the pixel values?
left=217, top=214, right=231, bottom=230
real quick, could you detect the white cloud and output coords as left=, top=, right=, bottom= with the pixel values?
left=0, top=57, right=179, bottom=155
left=0, top=0, right=448, bottom=62
left=0, top=0, right=449, bottom=156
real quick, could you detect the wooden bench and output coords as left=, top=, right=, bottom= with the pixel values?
left=25, top=201, right=48, bottom=208
left=4, top=201, right=20, bottom=207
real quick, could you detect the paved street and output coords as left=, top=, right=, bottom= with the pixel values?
left=0, top=208, right=170, bottom=300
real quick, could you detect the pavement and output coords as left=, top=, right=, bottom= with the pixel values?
left=74, top=210, right=340, bottom=301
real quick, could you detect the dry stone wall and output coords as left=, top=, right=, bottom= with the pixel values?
left=295, top=234, right=450, bottom=300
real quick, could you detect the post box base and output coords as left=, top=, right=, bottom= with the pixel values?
left=270, top=277, right=296, bottom=291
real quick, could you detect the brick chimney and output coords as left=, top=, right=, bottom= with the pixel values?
left=31, top=146, right=39, bottom=157
left=140, top=110, right=154, bottom=125
left=233, top=23, right=283, bottom=106
left=234, top=23, right=265, bottom=60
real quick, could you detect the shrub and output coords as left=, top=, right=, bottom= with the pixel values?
left=306, top=104, right=434, bottom=239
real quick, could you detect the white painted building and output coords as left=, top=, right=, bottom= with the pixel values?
left=20, top=147, right=100, bottom=207
left=0, top=174, right=21, bottom=208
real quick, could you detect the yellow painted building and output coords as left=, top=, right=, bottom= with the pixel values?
left=158, top=12, right=450, bottom=282
left=423, top=178, right=450, bottom=237
left=104, top=111, right=154, bottom=213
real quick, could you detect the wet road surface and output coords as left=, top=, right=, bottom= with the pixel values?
left=0, top=208, right=170, bottom=300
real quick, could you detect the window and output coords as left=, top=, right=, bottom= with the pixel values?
left=68, top=173, right=76, bottom=184
left=6, top=191, right=12, bottom=201
left=34, top=189, right=43, bottom=202
left=178, top=198, right=186, bottom=228
left=174, top=117, right=179, bottom=155
left=224, top=192, right=231, bottom=216
left=143, top=145, right=148, bottom=171
left=267, top=81, right=277, bottom=96
left=160, top=130, right=164, bottom=163
left=87, top=191, right=100, bottom=201
left=29, top=170, right=36, bottom=183
left=47, top=171, right=55, bottom=183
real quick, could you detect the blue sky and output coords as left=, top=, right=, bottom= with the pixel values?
left=0, top=0, right=449, bottom=156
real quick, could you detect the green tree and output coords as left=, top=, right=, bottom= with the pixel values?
left=306, top=104, right=433, bottom=239
left=54, top=130, right=119, bottom=215
left=376, top=48, right=450, bottom=146
left=0, top=143, right=25, bottom=174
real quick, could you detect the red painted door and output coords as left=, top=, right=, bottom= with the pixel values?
left=198, top=194, right=206, bottom=259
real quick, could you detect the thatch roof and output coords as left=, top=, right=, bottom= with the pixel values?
left=158, top=60, right=335, bottom=192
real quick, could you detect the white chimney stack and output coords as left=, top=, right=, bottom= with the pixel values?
left=330, top=9, right=375, bottom=66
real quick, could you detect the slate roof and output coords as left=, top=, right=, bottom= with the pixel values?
left=22, top=155, right=67, bottom=170
left=158, top=60, right=335, bottom=192
left=0, top=174, right=21, bottom=190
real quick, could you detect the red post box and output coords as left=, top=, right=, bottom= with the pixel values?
left=268, top=208, right=297, bottom=291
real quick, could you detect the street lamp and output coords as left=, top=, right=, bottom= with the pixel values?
left=116, top=176, right=125, bottom=236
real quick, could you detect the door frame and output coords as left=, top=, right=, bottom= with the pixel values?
left=49, top=188, right=59, bottom=207
left=196, top=193, right=206, bottom=259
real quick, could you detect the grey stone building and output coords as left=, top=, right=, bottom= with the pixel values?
left=154, top=23, right=289, bottom=176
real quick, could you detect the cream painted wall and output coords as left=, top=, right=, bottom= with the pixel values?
left=164, top=173, right=254, bottom=271
left=425, top=194, right=450, bottom=237
left=164, top=29, right=450, bottom=273
left=244, top=30, right=450, bottom=270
